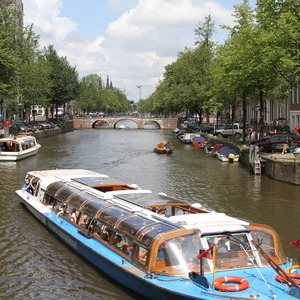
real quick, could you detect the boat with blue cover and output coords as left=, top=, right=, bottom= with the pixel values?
left=217, top=146, right=239, bottom=162
left=16, top=169, right=300, bottom=299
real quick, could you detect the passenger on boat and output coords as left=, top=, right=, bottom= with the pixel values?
left=216, top=239, right=229, bottom=253
left=22, top=178, right=34, bottom=193
left=0, top=142, right=9, bottom=151
left=158, top=208, right=165, bottom=216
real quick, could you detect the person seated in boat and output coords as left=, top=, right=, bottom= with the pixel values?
left=112, top=235, right=123, bottom=249
left=121, top=244, right=132, bottom=256
left=0, top=142, right=9, bottom=152
left=216, top=238, right=229, bottom=254
left=158, top=208, right=165, bottom=216
left=164, top=141, right=171, bottom=149
left=70, top=210, right=79, bottom=223
left=22, top=178, right=35, bottom=193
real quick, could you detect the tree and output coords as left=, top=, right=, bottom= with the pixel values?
left=19, top=25, right=51, bottom=120
left=0, top=2, right=22, bottom=104
left=44, top=45, right=79, bottom=118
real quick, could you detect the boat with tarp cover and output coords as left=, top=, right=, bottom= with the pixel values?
left=217, top=146, right=239, bottom=162
left=16, top=169, right=300, bottom=300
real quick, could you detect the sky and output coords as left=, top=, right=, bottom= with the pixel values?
left=22, top=0, right=256, bottom=101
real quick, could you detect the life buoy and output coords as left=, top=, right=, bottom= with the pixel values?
left=97, top=121, right=101, bottom=126
left=276, top=273, right=300, bottom=285
left=214, top=276, right=249, bottom=292
left=285, top=265, right=300, bottom=273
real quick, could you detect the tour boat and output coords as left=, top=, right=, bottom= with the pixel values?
left=0, top=135, right=41, bottom=161
left=16, top=169, right=300, bottom=300
left=216, top=146, right=239, bottom=162
left=154, top=141, right=173, bottom=154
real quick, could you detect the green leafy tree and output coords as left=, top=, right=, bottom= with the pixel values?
left=0, top=2, right=22, bottom=104
left=44, top=45, right=79, bottom=118
left=19, top=25, right=51, bottom=120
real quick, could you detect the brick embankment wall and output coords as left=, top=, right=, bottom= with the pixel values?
left=33, top=122, right=74, bottom=139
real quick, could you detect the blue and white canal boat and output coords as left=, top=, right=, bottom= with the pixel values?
left=16, top=169, right=300, bottom=299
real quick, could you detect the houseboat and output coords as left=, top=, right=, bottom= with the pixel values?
left=16, top=169, right=300, bottom=299
left=0, top=135, right=41, bottom=161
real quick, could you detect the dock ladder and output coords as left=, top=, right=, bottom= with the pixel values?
left=249, top=145, right=261, bottom=175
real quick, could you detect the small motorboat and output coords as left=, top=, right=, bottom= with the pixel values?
left=293, top=147, right=300, bottom=157
left=191, top=136, right=206, bottom=148
left=217, top=146, right=239, bottom=162
left=204, top=144, right=214, bottom=154
left=179, top=133, right=201, bottom=144
left=118, top=124, right=129, bottom=129
left=211, top=144, right=224, bottom=156
left=0, top=135, right=41, bottom=161
left=154, top=141, right=173, bottom=154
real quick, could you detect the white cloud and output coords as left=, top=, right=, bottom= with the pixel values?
left=23, top=0, right=235, bottom=100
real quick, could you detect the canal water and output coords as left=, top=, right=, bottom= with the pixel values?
left=0, top=129, right=299, bottom=299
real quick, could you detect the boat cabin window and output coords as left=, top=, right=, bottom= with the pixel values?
left=204, top=233, right=255, bottom=272
left=67, top=192, right=95, bottom=209
left=56, top=186, right=81, bottom=202
left=249, top=223, right=286, bottom=265
left=97, top=207, right=131, bottom=227
left=150, top=232, right=202, bottom=276
left=81, top=199, right=110, bottom=216
left=116, top=215, right=156, bottom=238
left=46, top=182, right=66, bottom=197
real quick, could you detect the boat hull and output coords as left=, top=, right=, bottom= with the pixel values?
left=217, top=152, right=239, bottom=162
left=0, top=146, right=40, bottom=161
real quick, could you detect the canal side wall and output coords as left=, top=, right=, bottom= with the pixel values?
left=261, top=155, right=300, bottom=185
left=204, top=134, right=300, bottom=185
left=33, top=121, right=74, bottom=139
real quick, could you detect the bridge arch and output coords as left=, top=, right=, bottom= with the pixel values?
left=92, top=120, right=109, bottom=128
left=74, top=117, right=177, bottom=129
left=113, top=119, right=138, bottom=129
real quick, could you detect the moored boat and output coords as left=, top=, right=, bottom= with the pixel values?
left=217, top=146, right=239, bottom=162
left=16, top=169, right=300, bottom=300
left=0, top=135, right=41, bottom=161
left=191, top=136, right=206, bottom=148
left=179, top=133, right=200, bottom=144
left=204, top=144, right=214, bottom=154
left=154, top=141, right=173, bottom=154
left=211, top=144, right=224, bottom=157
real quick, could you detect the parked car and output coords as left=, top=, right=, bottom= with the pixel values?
left=15, top=121, right=30, bottom=132
left=23, top=122, right=36, bottom=132
left=28, top=122, right=40, bottom=131
left=253, top=134, right=300, bottom=152
left=30, top=121, right=45, bottom=130
left=37, top=121, right=51, bottom=129
left=183, top=118, right=199, bottom=127
left=213, top=123, right=243, bottom=139
left=48, top=118, right=62, bottom=127
left=201, top=124, right=225, bottom=134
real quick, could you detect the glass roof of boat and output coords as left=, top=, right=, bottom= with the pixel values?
left=97, top=206, right=132, bottom=226
left=46, top=181, right=66, bottom=196
left=73, top=177, right=127, bottom=187
left=56, top=186, right=82, bottom=202
left=115, top=192, right=183, bottom=206
left=81, top=199, right=110, bottom=216
left=67, top=191, right=97, bottom=208
left=116, top=215, right=156, bottom=238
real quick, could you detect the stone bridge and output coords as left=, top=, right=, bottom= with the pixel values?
left=73, top=117, right=178, bottom=129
